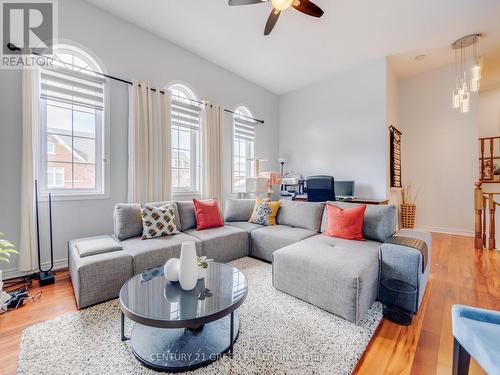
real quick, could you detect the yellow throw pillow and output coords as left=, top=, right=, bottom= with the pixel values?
left=249, top=198, right=280, bottom=225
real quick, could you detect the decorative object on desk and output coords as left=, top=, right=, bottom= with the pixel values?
left=245, top=177, right=269, bottom=197
left=0, top=232, right=19, bottom=264
left=197, top=256, right=209, bottom=279
left=400, top=182, right=418, bottom=229
left=164, top=258, right=180, bottom=282
left=259, top=171, right=282, bottom=199
left=140, top=203, right=179, bottom=239
left=179, top=241, right=198, bottom=290
left=389, top=126, right=402, bottom=188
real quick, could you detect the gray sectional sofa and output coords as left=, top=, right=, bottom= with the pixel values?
left=69, top=198, right=431, bottom=324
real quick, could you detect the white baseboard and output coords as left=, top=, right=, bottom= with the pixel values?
left=415, top=225, right=474, bottom=237
left=2, top=258, right=68, bottom=281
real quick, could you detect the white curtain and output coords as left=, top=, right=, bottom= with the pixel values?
left=201, top=101, right=224, bottom=207
left=19, top=67, right=40, bottom=272
left=128, top=80, right=172, bottom=203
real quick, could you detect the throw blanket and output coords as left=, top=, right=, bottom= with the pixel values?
left=385, top=236, right=428, bottom=272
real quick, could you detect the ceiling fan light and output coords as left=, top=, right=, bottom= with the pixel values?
left=271, top=0, right=294, bottom=11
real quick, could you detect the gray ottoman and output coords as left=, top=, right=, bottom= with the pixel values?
left=272, top=234, right=381, bottom=324
left=68, top=235, right=133, bottom=309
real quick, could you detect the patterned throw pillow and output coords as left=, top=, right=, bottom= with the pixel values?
left=140, top=203, right=179, bottom=239
left=249, top=198, right=280, bottom=226
left=250, top=202, right=273, bottom=225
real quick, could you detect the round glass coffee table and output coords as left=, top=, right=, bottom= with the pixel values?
left=119, top=262, right=248, bottom=372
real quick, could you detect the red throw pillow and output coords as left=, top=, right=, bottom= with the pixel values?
left=193, top=199, right=224, bottom=230
left=325, top=204, right=366, bottom=241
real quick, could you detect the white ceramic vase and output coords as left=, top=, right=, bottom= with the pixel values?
left=179, top=241, right=198, bottom=290
left=197, top=266, right=206, bottom=279
left=164, top=258, right=180, bottom=282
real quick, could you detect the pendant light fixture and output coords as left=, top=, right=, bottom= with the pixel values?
left=451, top=34, right=481, bottom=113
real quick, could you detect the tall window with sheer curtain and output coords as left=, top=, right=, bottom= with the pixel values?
left=168, top=83, right=201, bottom=193
left=232, top=106, right=256, bottom=193
left=38, top=45, right=106, bottom=196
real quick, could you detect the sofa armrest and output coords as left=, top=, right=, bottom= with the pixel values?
left=379, top=230, right=432, bottom=312
left=395, top=229, right=432, bottom=253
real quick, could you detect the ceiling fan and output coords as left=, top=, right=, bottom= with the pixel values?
left=228, top=0, right=324, bottom=35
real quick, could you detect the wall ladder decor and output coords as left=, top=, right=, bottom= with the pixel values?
left=389, top=126, right=402, bottom=188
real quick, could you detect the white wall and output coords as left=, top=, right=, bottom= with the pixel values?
left=278, top=58, right=389, bottom=199
left=0, top=0, right=279, bottom=277
left=399, top=64, right=478, bottom=235
left=479, top=87, right=500, bottom=137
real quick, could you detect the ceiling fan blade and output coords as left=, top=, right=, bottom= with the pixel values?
left=292, top=0, right=324, bottom=17
left=264, top=9, right=280, bottom=35
left=228, top=0, right=267, bottom=5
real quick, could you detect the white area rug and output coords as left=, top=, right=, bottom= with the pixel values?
left=17, top=257, right=382, bottom=375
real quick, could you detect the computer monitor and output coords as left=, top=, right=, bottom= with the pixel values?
left=334, top=181, right=355, bottom=198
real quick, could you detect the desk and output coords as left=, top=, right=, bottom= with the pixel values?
left=292, top=195, right=389, bottom=205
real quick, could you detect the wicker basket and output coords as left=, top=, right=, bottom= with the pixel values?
left=400, top=204, right=416, bottom=229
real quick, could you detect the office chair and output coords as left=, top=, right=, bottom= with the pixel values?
left=306, top=175, right=335, bottom=202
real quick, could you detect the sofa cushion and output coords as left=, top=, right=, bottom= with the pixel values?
left=184, top=226, right=248, bottom=263
left=277, top=200, right=325, bottom=232
left=177, top=201, right=197, bottom=231
left=250, top=225, right=317, bottom=262
left=225, top=221, right=263, bottom=233
left=224, top=198, right=255, bottom=222
left=272, top=234, right=381, bottom=323
left=321, top=201, right=396, bottom=242
left=114, top=201, right=181, bottom=241
left=120, top=232, right=201, bottom=274
left=140, top=203, right=179, bottom=239
left=75, top=235, right=122, bottom=258
left=324, top=203, right=366, bottom=240
left=193, top=199, right=224, bottom=230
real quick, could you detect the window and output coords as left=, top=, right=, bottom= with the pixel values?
left=168, top=83, right=201, bottom=193
left=47, top=167, right=65, bottom=188
left=38, top=45, right=106, bottom=196
left=47, top=141, right=55, bottom=154
left=232, top=106, right=256, bottom=193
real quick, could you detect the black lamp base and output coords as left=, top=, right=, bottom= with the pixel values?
left=37, top=271, right=55, bottom=286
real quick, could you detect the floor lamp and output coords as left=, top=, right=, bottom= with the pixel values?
left=35, top=180, right=55, bottom=285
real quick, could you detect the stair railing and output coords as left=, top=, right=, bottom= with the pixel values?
left=474, top=181, right=500, bottom=250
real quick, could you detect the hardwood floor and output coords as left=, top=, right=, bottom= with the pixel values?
left=0, top=232, right=498, bottom=374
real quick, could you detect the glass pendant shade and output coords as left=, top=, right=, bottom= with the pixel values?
left=271, top=0, right=294, bottom=10
left=451, top=34, right=480, bottom=113
left=471, top=79, right=480, bottom=92
left=472, top=64, right=481, bottom=80
left=452, top=90, right=460, bottom=108
left=460, top=99, right=470, bottom=113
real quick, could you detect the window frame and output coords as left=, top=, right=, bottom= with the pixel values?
left=37, top=44, right=109, bottom=200
left=232, top=106, right=256, bottom=194
left=168, top=83, right=201, bottom=195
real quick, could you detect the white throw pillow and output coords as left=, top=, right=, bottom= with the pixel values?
left=140, top=203, right=179, bottom=239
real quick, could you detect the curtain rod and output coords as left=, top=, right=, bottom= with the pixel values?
left=7, top=43, right=264, bottom=124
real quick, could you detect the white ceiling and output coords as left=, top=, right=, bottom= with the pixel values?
left=84, top=0, right=500, bottom=94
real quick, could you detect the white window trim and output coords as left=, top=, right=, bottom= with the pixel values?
left=168, top=83, right=201, bottom=195
left=36, top=45, right=110, bottom=202
left=231, top=106, right=256, bottom=194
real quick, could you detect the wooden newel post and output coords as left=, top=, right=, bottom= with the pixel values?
left=488, top=193, right=496, bottom=250
left=474, top=181, right=483, bottom=250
